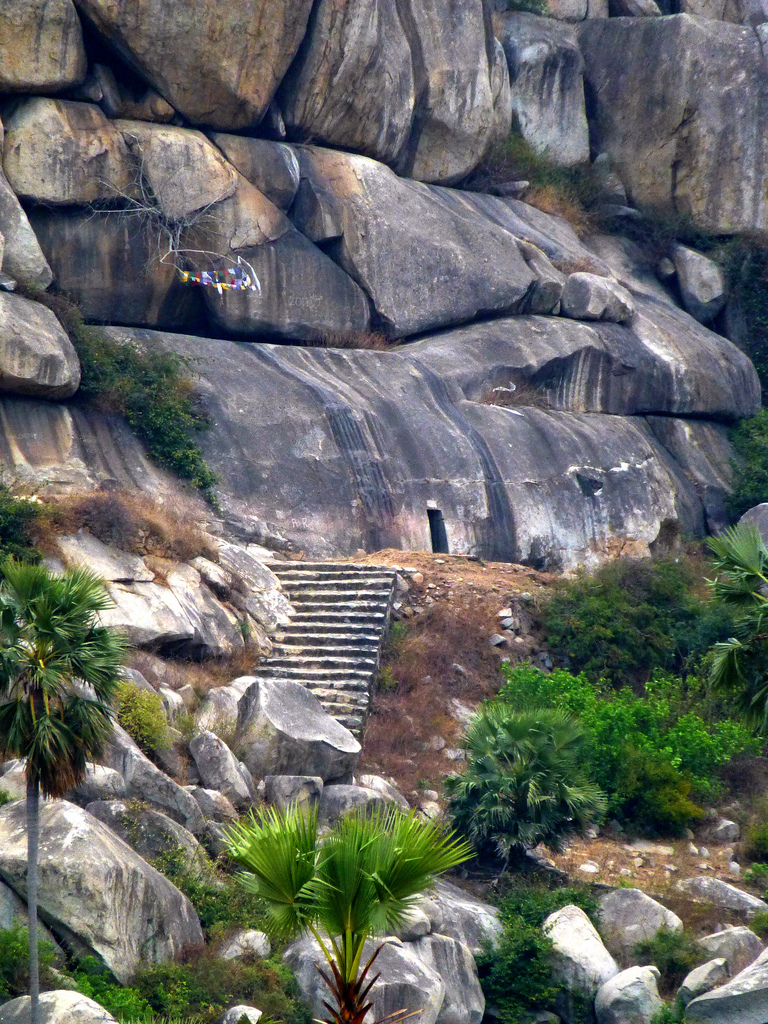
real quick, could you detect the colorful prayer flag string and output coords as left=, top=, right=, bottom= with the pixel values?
left=178, top=265, right=260, bottom=294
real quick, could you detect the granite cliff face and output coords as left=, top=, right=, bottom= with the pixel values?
left=0, top=0, right=763, bottom=568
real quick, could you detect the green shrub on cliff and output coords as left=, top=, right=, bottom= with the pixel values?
left=115, top=680, right=171, bottom=755
left=727, top=410, right=768, bottom=521
left=17, top=287, right=218, bottom=501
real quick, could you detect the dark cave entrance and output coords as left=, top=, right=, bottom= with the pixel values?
left=427, top=508, right=449, bottom=554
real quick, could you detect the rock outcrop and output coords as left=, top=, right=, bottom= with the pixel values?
left=0, top=293, right=80, bottom=399
left=0, top=800, right=203, bottom=982
left=598, top=889, right=682, bottom=957
left=0, top=991, right=118, bottom=1024
left=544, top=905, right=619, bottom=1023
left=0, top=1, right=85, bottom=94
left=686, top=945, right=768, bottom=1023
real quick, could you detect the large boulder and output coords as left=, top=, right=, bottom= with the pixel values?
left=544, top=905, right=620, bottom=1024
left=0, top=991, right=118, bottom=1024
left=560, top=272, right=635, bottom=323
left=318, top=783, right=384, bottom=823
left=3, top=99, right=136, bottom=204
left=71, top=764, right=128, bottom=804
left=0, top=1, right=86, bottom=93
left=679, top=959, right=730, bottom=1006
left=188, top=731, right=252, bottom=811
left=211, top=135, right=300, bottom=211
left=578, top=16, right=768, bottom=233
left=413, top=934, right=485, bottom=1024
left=71, top=0, right=315, bottom=130
left=595, top=967, right=663, bottom=1024
left=263, top=774, right=324, bottom=810
left=85, top=799, right=204, bottom=871
left=396, top=0, right=511, bottom=184
left=672, top=245, right=727, bottom=324
left=291, top=147, right=535, bottom=338
left=430, top=880, right=503, bottom=955
left=0, top=800, right=203, bottom=982
left=278, top=0, right=415, bottom=168
left=0, top=168, right=53, bottom=288
left=699, top=927, right=764, bottom=975
left=686, top=945, right=768, bottom=1023
left=28, top=207, right=205, bottom=330
left=285, top=934, right=446, bottom=1024
left=235, top=678, right=360, bottom=783
left=53, top=530, right=154, bottom=582
left=100, top=723, right=206, bottom=835
left=598, top=889, right=682, bottom=958
left=0, top=292, right=80, bottom=399
left=676, top=878, right=768, bottom=916
left=498, top=14, right=589, bottom=166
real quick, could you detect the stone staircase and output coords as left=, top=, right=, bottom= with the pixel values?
left=254, top=562, right=397, bottom=734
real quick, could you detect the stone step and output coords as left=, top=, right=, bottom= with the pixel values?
left=267, top=562, right=396, bottom=576
left=280, top=577, right=395, bottom=590
left=254, top=666, right=372, bottom=681
left=307, top=679, right=371, bottom=694
left=289, top=611, right=387, bottom=624
left=273, top=645, right=379, bottom=660
left=306, top=687, right=369, bottom=706
left=265, top=655, right=378, bottom=671
left=289, top=595, right=387, bottom=609
left=282, top=586, right=393, bottom=600
left=280, top=626, right=381, bottom=641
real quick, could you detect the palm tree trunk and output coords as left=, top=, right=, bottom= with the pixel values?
left=26, top=775, right=40, bottom=1024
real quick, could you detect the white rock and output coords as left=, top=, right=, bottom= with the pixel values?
left=672, top=245, right=726, bottom=324
left=263, top=774, right=324, bottom=810
left=358, top=774, right=410, bottom=811
left=686, top=945, right=768, bottom=1023
left=395, top=906, right=432, bottom=941
left=598, top=888, right=682, bottom=957
left=219, top=929, right=272, bottom=961
left=190, top=786, right=238, bottom=822
left=432, top=880, right=503, bottom=955
left=595, top=966, right=663, bottom=1024
left=413, top=933, right=485, bottom=1024
left=700, top=927, right=764, bottom=974
left=560, top=273, right=635, bottom=323
left=0, top=991, right=119, bottom=1024
left=676, top=877, right=768, bottom=915
left=54, top=530, right=153, bottom=582
left=71, top=763, right=128, bottom=804
left=678, top=958, right=729, bottom=1006
left=219, top=1007, right=263, bottom=1024
left=544, top=905, right=619, bottom=1024
left=189, top=731, right=252, bottom=811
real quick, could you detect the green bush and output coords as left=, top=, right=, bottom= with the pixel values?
left=0, top=790, right=13, bottom=808
left=476, top=881, right=598, bottom=1024
left=747, top=909, right=768, bottom=937
left=727, top=411, right=768, bottom=521
left=154, top=844, right=267, bottom=937
left=745, top=822, right=768, bottom=863
left=446, top=703, right=606, bottom=860
left=19, top=288, right=217, bottom=501
left=115, top=681, right=171, bottom=756
left=744, top=863, right=768, bottom=892
left=497, top=665, right=758, bottom=831
left=634, top=929, right=704, bottom=994
left=73, top=957, right=154, bottom=1022
left=0, top=487, right=42, bottom=562
left=131, top=948, right=309, bottom=1024
left=499, top=0, right=548, bottom=14
left=0, top=924, right=57, bottom=1000
left=541, top=557, right=730, bottom=687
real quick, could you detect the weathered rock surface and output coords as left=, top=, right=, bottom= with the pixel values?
left=560, top=273, right=635, bottom=323
left=85, top=799, right=203, bottom=870
left=686, top=945, right=768, bottom=1023
left=414, top=933, right=485, bottom=1024
left=672, top=245, right=727, bottom=324
left=219, top=1007, right=263, bottom=1024
left=0, top=991, right=118, bottom=1024
left=498, top=14, right=589, bottom=167
left=0, top=1, right=86, bottom=93
left=72, top=0, right=315, bottom=130
left=211, top=135, right=300, bottom=211
left=291, top=147, right=535, bottom=338
left=28, top=207, right=204, bottom=330
left=3, top=99, right=136, bottom=204
left=54, top=530, right=154, bottom=582
left=189, top=731, right=252, bottom=811
left=285, top=935, right=445, bottom=1024
left=100, top=723, right=205, bottom=835
left=595, top=966, right=663, bottom=1024
left=679, top=959, right=730, bottom=1006
left=235, top=678, right=360, bottom=782
left=278, top=0, right=415, bottom=168
left=676, top=878, right=768, bottom=916
left=598, top=889, right=682, bottom=957
left=699, top=927, right=764, bottom=975
left=358, top=774, right=410, bottom=811
left=578, top=16, right=768, bottom=234
left=263, top=774, right=324, bottom=810
left=0, top=800, right=203, bottom=982
left=431, top=880, right=502, bottom=955
left=318, top=784, right=384, bottom=823
left=544, top=905, right=619, bottom=1023
left=0, top=292, right=80, bottom=399
left=189, top=786, right=238, bottom=823
left=71, top=764, right=128, bottom=804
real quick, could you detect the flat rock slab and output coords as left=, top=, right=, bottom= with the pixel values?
left=0, top=800, right=203, bottom=983
left=0, top=991, right=118, bottom=1024
left=677, top=877, right=768, bottom=915
left=54, top=530, right=153, bottom=582
left=686, top=945, right=768, bottom=1023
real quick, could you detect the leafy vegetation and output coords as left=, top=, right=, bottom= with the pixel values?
left=0, top=925, right=57, bottom=1001
left=115, top=680, right=172, bottom=756
left=496, top=665, right=758, bottom=832
left=445, top=704, right=606, bottom=861
left=634, top=929, right=704, bottom=994
left=225, top=805, right=470, bottom=1024
left=19, top=287, right=218, bottom=501
left=541, top=556, right=731, bottom=687
left=707, top=524, right=768, bottom=731
left=727, top=412, right=768, bottom=522
left=0, top=488, right=43, bottom=562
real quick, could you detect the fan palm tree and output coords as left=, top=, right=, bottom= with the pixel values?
left=224, top=805, right=471, bottom=1024
left=0, top=560, right=128, bottom=1024
left=445, top=704, right=606, bottom=868
left=707, top=523, right=768, bottom=730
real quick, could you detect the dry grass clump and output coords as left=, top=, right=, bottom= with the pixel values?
left=524, top=184, right=594, bottom=236
left=129, top=647, right=259, bottom=698
left=482, top=378, right=550, bottom=409
left=361, top=601, right=504, bottom=795
left=36, top=490, right=217, bottom=563
left=551, top=255, right=604, bottom=276
left=311, top=330, right=394, bottom=351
